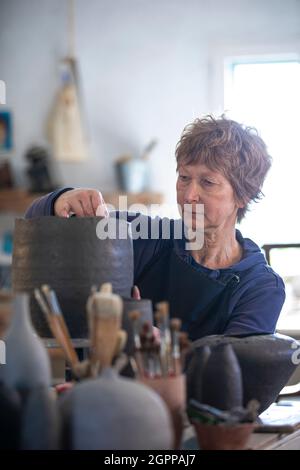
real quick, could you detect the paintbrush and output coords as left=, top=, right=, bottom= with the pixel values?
left=155, top=302, right=172, bottom=376
left=128, top=310, right=144, bottom=378
left=178, top=331, right=191, bottom=365
left=170, top=318, right=182, bottom=376
left=87, top=282, right=123, bottom=374
left=35, top=286, right=79, bottom=374
left=139, top=320, right=158, bottom=378
left=113, top=329, right=128, bottom=358
left=112, top=329, right=128, bottom=373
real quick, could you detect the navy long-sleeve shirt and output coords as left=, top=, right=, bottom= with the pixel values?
left=25, top=189, right=286, bottom=336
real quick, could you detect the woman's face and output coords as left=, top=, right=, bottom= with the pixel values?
left=176, top=162, right=243, bottom=233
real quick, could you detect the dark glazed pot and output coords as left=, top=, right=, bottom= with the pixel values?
left=0, top=382, right=21, bottom=449
left=12, top=217, right=134, bottom=338
left=187, top=333, right=299, bottom=413
left=21, top=386, right=59, bottom=450
left=185, top=345, right=211, bottom=404
left=201, top=344, right=243, bottom=411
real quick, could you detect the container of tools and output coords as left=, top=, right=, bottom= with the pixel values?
left=142, top=374, right=186, bottom=450
left=134, top=302, right=189, bottom=449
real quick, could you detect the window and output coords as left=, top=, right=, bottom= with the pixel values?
left=224, top=58, right=300, bottom=246
left=224, top=56, right=300, bottom=330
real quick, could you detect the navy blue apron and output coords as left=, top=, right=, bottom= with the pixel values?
left=136, top=244, right=240, bottom=341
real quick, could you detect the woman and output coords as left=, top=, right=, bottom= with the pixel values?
left=25, top=115, right=285, bottom=340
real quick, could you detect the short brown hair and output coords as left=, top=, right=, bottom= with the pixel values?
left=175, top=115, right=272, bottom=222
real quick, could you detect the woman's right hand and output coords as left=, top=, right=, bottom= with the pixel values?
left=54, top=188, right=109, bottom=218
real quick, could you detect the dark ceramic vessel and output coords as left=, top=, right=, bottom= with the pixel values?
left=0, top=383, right=21, bottom=449
left=12, top=217, right=134, bottom=338
left=1, top=294, right=51, bottom=391
left=186, top=345, right=211, bottom=404
left=201, top=343, right=243, bottom=410
left=187, top=333, right=299, bottom=413
left=21, top=386, right=59, bottom=450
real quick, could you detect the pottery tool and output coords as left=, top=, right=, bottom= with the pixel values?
left=112, top=329, right=128, bottom=373
left=34, top=286, right=79, bottom=374
left=113, top=353, right=128, bottom=374
left=170, top=318, right=182, bottom=376
left=254, top=424, right=294, bottom=434
left=188, top=399, right=256, bottom=426
left=87, top=282, right=123, bottom=374
left=113, top=329, right=128, bottom=358
left=128, top=310, right=144, bottom=378
left=41, top=285, right=76, bottom=348
left=151, top=340, right=162, bottom=378
left=155, top=302, right=172, bottom=377
left=90, top=285, right=98, bottom=295
left=140, top=321, right=161, bottom=378
left=178, top=331, right=191, bottom=367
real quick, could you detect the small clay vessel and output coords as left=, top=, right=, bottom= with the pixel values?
left=0, top=293, right=51, bottom=393
left=201, top=343, right=243, bottom=411
left=60, top=368, right=173, bottom=450
left=191, top=333, right=299, bottom=413
left=0, top=382, right=21, bottom=449
left=193, top=421, right=255, bottom=450
left=185, top=345, right=211, bottom=404
left=21, top=386, right=59, bottom=450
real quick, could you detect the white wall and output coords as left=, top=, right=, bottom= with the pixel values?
left=1, top=0, right=300, bottom=206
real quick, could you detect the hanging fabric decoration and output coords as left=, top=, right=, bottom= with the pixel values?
left=48, top=0, right=88, bottom=162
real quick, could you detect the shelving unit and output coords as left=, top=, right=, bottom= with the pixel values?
left=0, top=189, right=164, bottom=214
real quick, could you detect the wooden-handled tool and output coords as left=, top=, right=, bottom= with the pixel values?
left=128, top=310, right=145, bottom=378
left=155, top=301, right=172, bottom=377
left=170, top=318, right=182, bottom=376
left=87, top=282, right=123, bottom=375
left=34, top=286, right=79, bottom=374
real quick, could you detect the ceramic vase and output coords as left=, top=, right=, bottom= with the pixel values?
left=12, top=216, right=134, bottom=338
left=1, top=293, right=51, bottom=393
left=0, top=382, right=21, bottom=449
left=185, top=345, right=211, bottom=404
left=201, top=343, right=243, bottom=411
left=190, top=333, right=299, bottom=413
left=60, top=368, right=173, bottom=450
left=21, top=386, right=59, bottom=450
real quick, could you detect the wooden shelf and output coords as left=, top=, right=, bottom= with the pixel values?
left=0, top=189, right=45, bottom=214
left=104, top=191, right=164, bottom=208
left=0, top=189, right=164, bottom=214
